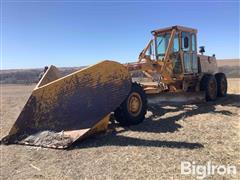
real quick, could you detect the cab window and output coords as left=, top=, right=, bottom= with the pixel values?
left=184, top=53, right=191, bottom=73
left=156, top=35, right=166, bottom=56
left=192, top=54, right=198, bottom=73
left=182, top=32, right=190, bottom=51
left=191, top=34, right=196, bottom=52
left=156, top=32, right=179, bottom=60
left=173, top=33, right=179, bottom=52
left=156, top=33, right=170, bottom=59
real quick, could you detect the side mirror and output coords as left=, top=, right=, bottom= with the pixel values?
left=199, top=46, right=205, bottom=55
left=183, top=37, right=189, bottom=49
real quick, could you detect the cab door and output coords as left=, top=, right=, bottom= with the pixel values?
left=171, top=32, right=182, bottom=75
left=182, top=32, right=198, bottom=74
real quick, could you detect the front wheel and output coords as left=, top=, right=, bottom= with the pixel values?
left=114, top=83, right=147, bottom=126
left=200, top=75, right=217, bottom=101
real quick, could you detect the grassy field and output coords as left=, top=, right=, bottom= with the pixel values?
left=0, top=79, right=240, bottom=179
left=227, top=78, right=240, bottom=94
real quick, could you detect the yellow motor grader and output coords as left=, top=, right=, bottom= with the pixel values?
left=1, top=25, right=227, bottom=149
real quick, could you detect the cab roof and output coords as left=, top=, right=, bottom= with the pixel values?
left=151, top=25, right=198, bottom=35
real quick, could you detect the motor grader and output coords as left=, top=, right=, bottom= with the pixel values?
left=1, top=25, right=227, bottom=149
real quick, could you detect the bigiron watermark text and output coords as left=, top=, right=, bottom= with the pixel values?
left=181, top=161, right=237, bottom=179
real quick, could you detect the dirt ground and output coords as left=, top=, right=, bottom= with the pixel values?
left=0, top=79, right=240, bottom=180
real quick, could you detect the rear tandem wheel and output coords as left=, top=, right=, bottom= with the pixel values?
left=215, top=73, right=227, bottom=97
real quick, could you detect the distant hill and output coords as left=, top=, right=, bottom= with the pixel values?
left=217, top=59, right=239, bottom=66
left=0, top=59, right=239, bottom=84
left=0, top=66, right=84, bottom=84
left=217, top=59, right=240, bottom=78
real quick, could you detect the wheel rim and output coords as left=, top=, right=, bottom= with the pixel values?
left=127, top=92, right=142, bottom=117
left=209, top=79, right=216, bottom=98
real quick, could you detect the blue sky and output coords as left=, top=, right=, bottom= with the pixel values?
left=1, top=0, right=239, bottom=69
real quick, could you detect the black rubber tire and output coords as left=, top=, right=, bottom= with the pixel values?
left=200, top=75, right=217, bottom=101
left=215, top=73, right=227, bottom=97
left=114, top=83, right=147, bottom=126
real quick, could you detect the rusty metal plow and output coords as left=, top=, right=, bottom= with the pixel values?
left=1, top=61, right=131, bottom=149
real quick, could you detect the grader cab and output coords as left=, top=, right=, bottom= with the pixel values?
left=127, top=25, right=227, bottom=101
left=1, top=25, right=227, bottom=149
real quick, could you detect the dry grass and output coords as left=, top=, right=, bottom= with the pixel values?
left=0, top=79, right=240, bottom=179
left=227, top=78, right=240, bottom=94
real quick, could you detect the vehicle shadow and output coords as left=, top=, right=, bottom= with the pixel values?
left=124, top=94, right=239, bottom=134
left=71, top=94, right=239, bottom=150
left=72, top=133, right=204, bottom=150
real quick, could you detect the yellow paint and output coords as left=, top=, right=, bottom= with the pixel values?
left=31, top=60, right=130, bottom=107
left=83, top=114, right=110, bottom=138
left=6, top=60, right=130, bottom=148
left=62, top=114, right=110, bottom=143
